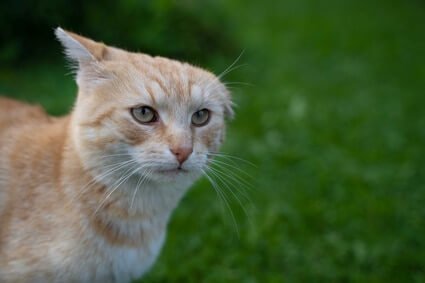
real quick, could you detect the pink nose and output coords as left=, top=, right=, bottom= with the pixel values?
left=170, top=146, right=193, bottom=165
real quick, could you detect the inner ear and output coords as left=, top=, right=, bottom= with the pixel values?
left=55, top=27, right=107, bottom=63
left=55, top=27, right=117, bottom=89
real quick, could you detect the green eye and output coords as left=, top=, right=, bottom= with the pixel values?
left=192, top=109, right=210, bottom=126
left=131, top=106, right=158, bottom=124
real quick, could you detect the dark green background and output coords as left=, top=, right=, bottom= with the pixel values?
left=1, top=0, right=424, bottom=282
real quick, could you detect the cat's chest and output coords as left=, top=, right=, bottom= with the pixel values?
left=96, top=231, right=165, bottom=283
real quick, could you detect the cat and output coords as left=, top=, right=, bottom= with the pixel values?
left=0, top=27, right=233, bottom=283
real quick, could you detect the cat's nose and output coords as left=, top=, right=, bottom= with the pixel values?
left=170, top=146, right=193, bottom=165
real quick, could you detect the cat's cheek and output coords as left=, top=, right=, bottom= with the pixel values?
left=118, top=122, right=155, bottom=146
left=197, top=125, right=223, bottom=152
left=78, top=126, right=119, bottom=151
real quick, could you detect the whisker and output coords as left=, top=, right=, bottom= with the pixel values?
left=215, top=50, right=245, bottom=80
left=74, top=157, right=160, bottom=207
left=130, top=168, right=152, bottom=211
left=201, top=168, right=240, bottom=237
left=208, top=158, right=254, bottom=181
left=93, top=164, right=142, bottom=215
left=222, top=81, right=254, bottom=87
left=93, top=153, right=132, bottom=160
left=208, top=152, right=257, bottom=167
left=204, top=64, right=247, bottom=94
left=208, top=163, right=254, bottom=193
left=130, top=172, right=144, bottom=211
left=206, top=165, right=253, bottom=201
left=201, top=50, right=246, bottom=93
left=205, top=166, right=251, bottom=217
left=66, top=159, right=138, bottom=208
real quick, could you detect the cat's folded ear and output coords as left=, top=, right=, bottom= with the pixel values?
left=224, top=101, right=235, bottom=120
left=222, top=88, right=234, bottom=120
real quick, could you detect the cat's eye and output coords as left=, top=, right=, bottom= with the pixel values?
left=192, top=109, right=210, bottom=126
left=131, top=106, right=158, bottom=124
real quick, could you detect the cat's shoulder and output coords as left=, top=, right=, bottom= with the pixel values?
left=0, top=96, right=50, bottom=130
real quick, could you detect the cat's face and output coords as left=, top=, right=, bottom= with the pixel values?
left=57, top=29, right=232, bottom=186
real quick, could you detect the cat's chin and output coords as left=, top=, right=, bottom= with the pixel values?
left=148, top=168, right=201, bottom=184
left=154, top=169, right=189, bottom=180
left=156, top=168, right=188, bottom=174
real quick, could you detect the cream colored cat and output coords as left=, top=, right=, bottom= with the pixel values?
left=0, top=28, right=233, bottom=283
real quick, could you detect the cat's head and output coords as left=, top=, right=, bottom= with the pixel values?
left=56, top=28, right=233, bottom=186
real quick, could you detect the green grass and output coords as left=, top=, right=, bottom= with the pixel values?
left=1, top=0, right=424, bottom=282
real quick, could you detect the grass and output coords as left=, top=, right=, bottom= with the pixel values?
left=1, top=0, right=424, bottom=282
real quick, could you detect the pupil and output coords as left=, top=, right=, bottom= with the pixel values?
left=192, top=110, right=208, bottom=125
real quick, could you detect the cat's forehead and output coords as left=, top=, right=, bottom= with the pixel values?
left=132, top=54, right=216, bottom=87
left=94, top=52, right=230, bottom=119
left=124, top=54, right=225, bottom=103
left=142, top=80, right=205, bottom=109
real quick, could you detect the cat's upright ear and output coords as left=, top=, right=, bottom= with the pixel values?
left=55, top=27, right=115, bottom=89
left=55, top=27, right=106, bottom=64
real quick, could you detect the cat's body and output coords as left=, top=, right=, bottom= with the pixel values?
left=0, top=102, right=161, bottom=282
left=0, top=28, right=232, bottom=283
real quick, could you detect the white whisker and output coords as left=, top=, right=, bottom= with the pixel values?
left=93, top=164, right=142, bottom=215
left=208, top=158, right=254, bottom=181
left=206, top=166, right=250, bottom=217
left=200, top=50, right=246, bottom=93
left=66, top=159, right=138, bottom=209
left=208, top=152, right=257, bottom=167
left=130, top=168, right=152, bottom=212
left=201, top=168, right=240, bottom=237
left=206, top=165, right=252, bottom=201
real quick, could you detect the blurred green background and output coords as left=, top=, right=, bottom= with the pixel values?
left=1, top=0, right=424, bottom=282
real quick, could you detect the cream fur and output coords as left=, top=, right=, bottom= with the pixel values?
left=0, top=28, right=232, bottom=282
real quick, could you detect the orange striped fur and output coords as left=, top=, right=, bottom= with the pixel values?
left=0, top=28, right=232, bottom=283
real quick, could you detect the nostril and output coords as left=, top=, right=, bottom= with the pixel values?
left=170, top=147, right=193, bottom=165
